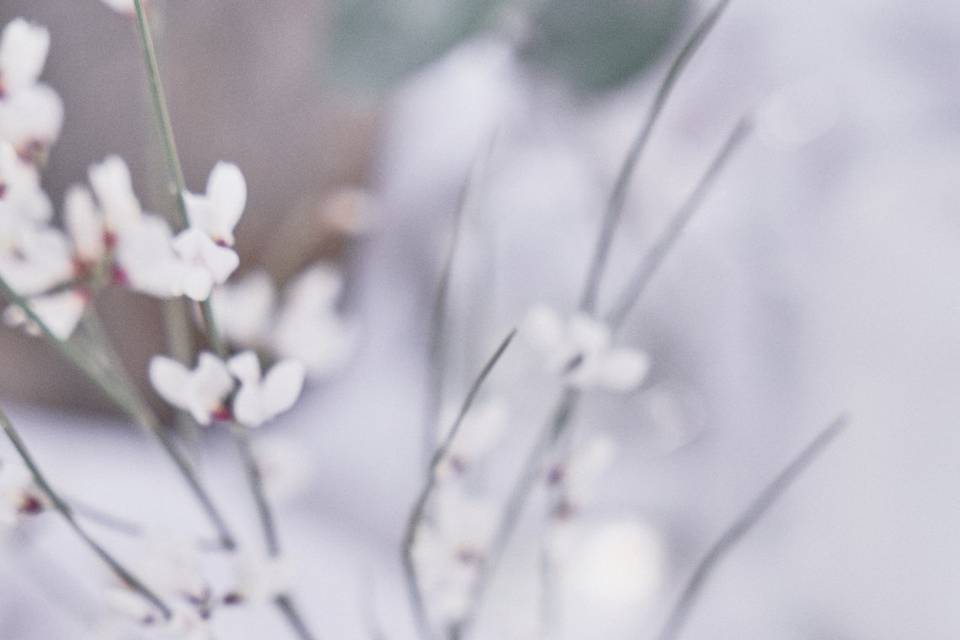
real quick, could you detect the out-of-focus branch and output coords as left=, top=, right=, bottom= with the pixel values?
left=654, top=415, right=850, bottom=640
left=0, top=405, right=172, bottom=620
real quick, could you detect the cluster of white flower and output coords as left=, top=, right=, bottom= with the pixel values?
left=102, top=537, right=289, bottom=639
left=521, top=305, right=649, bottom=392
left=212, top=265, right=355, bottom=380
left=149, top=350, right=304, bottom=428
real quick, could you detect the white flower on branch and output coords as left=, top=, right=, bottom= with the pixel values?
left=0, top=19, right=49, bottom=97
left=0, top=19, right=62, bottom=164
left=434, top=399, right=508, bottom=480
left=171, top=228, right=239, bottom=301
left=149, top=353, right=234, bottom=425
left=227, top=351, right=305, bottom=428
left=270, top=264, right=355, bottom=379
left=88, top=155, right=144, bottom=236
left=0, top=142, right=51, bottom=236
left=521, top=305, right=649, bottom=392
left=412, top=482, right=499, bottom=624
left=547, top=436, right=615, bottom=518
left=64, top=184, right=107, bottom=268
left=0, top=225, right=73, bottom=295
left=184, top=162, right=246, bottom=247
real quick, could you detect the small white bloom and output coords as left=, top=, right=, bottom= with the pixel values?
left=227, top=351, right=304, bottom=428
left=0, top=19, right=49, bottom=97
left=435, top=399, right=508, bottom=480
left=113, top=214, right=186, bottom=298
left=0, top=142, right=51, bottom=229
left=211, top=269, right=275, bottom=347
left=521, top=305, right=649, bottom=391
left=64, top=184, right=106, bottom=266
left=0, top=84, right=63, bottom=162
left=149, top=353, right=234, bottom=425
left=0, top=225, right=73, bottom=295
left=271, top=264, right=354, bottom=379
left=88, top=155, right=143, bottom=234
left=184, top=162, right=246, bottom=246
left=3, top=288, right=87, bottom=340
left=171, top=228, right=239, bottom=301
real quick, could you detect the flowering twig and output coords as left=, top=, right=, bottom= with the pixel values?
left=0, top=405, right=172, bottom=619
left=578, top=0, right=733, bottom=315
left=606, top=116, right=752, bottom=330
left=403, top=328, right=517, bottom=639
left=654, top=415, right=849, bottom=640
left=0, top=274, right=237, bottom=550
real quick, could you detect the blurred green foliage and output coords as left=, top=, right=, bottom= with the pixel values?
left=520, top=0, right=689, bottom=92
left=323, top=0, right=688, bottom=94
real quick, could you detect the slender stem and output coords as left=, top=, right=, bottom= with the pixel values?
left=275, top=594, right=319, bottom=640
left=0, top=276, right=237, bottom=550
left=402, top=329, right=516, bottom=639
left=654, top=415, right=849, bottom=640
left=231, top=422, right=279, bottom=555
left=578, top=0, right=733, bottom=315
left=606, top=117, right=752, bottom=331
left=422, top=135, right=499, bottom=473
left=0, top=406, right=172, bottom=619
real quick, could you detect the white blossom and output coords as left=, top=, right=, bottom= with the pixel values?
left=149, top=353, right=234, bottom=425
left=211, top=269, right=275, bottom=347
left=271, top=264, right=354, bottom=379
left=113, top=214, right=186, bottom=298
left=548, top=435, right=615, bottom=515
left=0, top=225, right=73, bottom=295
left=171, top=228, right=239, bottom=301
left=0, top=142, right=51, bottom=229
left=0, top=19, right=49, bottom=97
left=88, top=155, right=143, bottom=235
left=64, top=184, right=106, bottom=267
left=521, top=305, right=649, bottom=391
left=227, top=351, right=304, bottom=428
left=184, top=162, right=246, bottom=247
left=0, top=20, right=62, bottom=161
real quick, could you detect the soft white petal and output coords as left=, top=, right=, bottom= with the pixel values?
left=520, top=304, right=565, bottom=353
left=88, top=155, right=141, bottom=232
left=149, top=356, right=192, bottom=411
left=227, top=350, right=261, bottom=384
left=206, top=161, right=246, bottom=244
left=261, top=359, right=305, bottom=420
left=0, top=19, right=49, bottom=94
left=232, top=384, right=264, bottom=427
left=598, top=349, right=650, bottom=392
left=0, top=84, right=63, bottom=154
left=172, top=228, right=239, bottom=292
left=64, top=185, right=105, bottom=264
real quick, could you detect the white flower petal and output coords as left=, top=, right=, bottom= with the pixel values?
left=0, top=19, right=49, bottom=94
left=261, top=359, right=305, bottom=420
left=0, top=84, right=63, bottom=155
left=598, top=349, right=649, bottom=392
left=206, top=161, right=246, bottom=244
left=227, top=350, right=262, bottom=384
left=149, top=356, right=192, bottom=412
left=88, top=155, right=142, bottom=233
left=64, top=185, right=105, bottom=264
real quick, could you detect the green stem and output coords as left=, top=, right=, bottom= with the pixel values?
left=0, top=406, right=172, bottom=619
